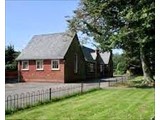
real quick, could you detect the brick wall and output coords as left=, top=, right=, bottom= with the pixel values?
left=19, top=59, right=65, bottom=82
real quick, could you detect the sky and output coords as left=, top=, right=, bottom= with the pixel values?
left=5, top=0, right=122, bottom=54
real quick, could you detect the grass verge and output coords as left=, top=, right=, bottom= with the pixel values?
left=6, top=88, right=154, bottom=120
left=5, top=88, right=100, bottom=115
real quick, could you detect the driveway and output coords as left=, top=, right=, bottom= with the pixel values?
left=5, top=76, right=127, bottom=97
left=5, top=82, right=81, bottom=97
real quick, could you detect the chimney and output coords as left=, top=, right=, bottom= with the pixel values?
left=95, top=48, right=100, bottom=78
left=95, top=49, right=99, bottom=56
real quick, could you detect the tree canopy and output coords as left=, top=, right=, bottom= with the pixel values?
left=112, top=53, right=127, bottom=75
left=5, top=45, right=20, bottom=71
left=67, top=0, right=155, bottom=84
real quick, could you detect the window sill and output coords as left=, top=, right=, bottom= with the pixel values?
left=51, top=69, right=60, bottom=71
left=21, top=69, right=29, bottom=71
left=89, top=71, right=95, bottom=73
left=36, top=69, right=44, bottom=71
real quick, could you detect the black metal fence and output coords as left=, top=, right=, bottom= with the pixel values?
left=5, top=76, right=128, bottom=112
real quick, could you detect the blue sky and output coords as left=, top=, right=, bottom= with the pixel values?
left=6, top=0, right=79, bottom=50
left=5, top=0, right=122, bottom=54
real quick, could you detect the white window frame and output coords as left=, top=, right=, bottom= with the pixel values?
left=90, top=63, right=94, bottom=72
left=22, top=61, right=29, bottom=70
left=74, top=54, right=78, bottom=73
left=51, top=60, right=60, bottom=70
left=100, top=64, right=103, bottom=72
left=36, top=60, right=43, bottom=70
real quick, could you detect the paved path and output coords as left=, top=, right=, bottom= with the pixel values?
left=5, top=76, right=127, bottom=97
left=5, top=82, right=80, bottom=97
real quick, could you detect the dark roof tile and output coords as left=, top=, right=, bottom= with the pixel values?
left=16, top=32, right=75, bottom=60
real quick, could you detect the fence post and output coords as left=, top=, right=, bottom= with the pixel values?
left=14, top=95, right=16, bottom=111
left=6, top=97, right=8, bottom=111
left=99, top=79, right=101, bottom=89
left=109, top=80, right=110, bottom=87
left=49, top=88, right=52, bottom=101
left=81, top=81, right=83, bottom=94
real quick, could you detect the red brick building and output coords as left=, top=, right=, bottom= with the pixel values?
left=16, top=32, right=113, bottom=83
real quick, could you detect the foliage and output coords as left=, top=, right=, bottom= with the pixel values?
left=5, top=45, right=20, bottom=71
left=5, top=63, right=17, bottom=71
left=6, top=89, right=154, bottom=120
left=112, top=53, right=127, bottom=75
left=5, top=45, right=15, bottom=64
left=67, top=0, right=155, bottom=83
left=128, top=76, right=155, bottom=87
left=113, top=76, right=154, bottom=88
left=116, top=62, right=126, bottom=75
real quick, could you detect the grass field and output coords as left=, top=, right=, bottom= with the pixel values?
left=6, top=88, right=154, bottom=120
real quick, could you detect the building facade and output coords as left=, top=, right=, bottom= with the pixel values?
left=16, top=32, right=113, bottom=83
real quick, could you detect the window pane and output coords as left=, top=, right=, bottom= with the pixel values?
left=39, top=62, right=41, bottom=68
left=37, top=62, right=40, bottom=68
left=90, top=63, right=94, bottom=72
left=52, top=61, right=54, bottom=68
left=53, top=61, right=55, bottom=68
left=100, top=65, right=103, bottom=72
left=22, top=61, right=28, bottom=69
left=56, top=62, right=58, bottom=68
left=36, top=61, right=43, bottom=69
left=52, top=60, right=59, bottom=69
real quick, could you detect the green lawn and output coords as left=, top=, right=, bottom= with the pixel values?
left=6, top=88, right=154, bottom=120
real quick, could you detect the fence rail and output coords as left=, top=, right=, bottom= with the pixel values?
left=5, top=76, right=128, bottom=112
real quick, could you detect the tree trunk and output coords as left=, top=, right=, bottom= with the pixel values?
left=140, top=45, right=154, bottom=84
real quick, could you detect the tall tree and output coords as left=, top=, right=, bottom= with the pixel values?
left=67, top=0, right=155, bottom=84
left=112, top=53, right=127, bottom=75
left=5, top=44, right=20, bottom=71
left=5, top=44, right=15, bottom=64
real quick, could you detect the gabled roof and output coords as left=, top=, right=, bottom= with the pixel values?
left=99, top=52, right=111, bottom=64
left=81, top=46, right=96, bottom=63
left=81, top=46, right=111, bottom=64
left=16, top=32, right=75, bottom=60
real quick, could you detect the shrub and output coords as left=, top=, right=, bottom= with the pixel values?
left=5, top=63, right=17, bottom=71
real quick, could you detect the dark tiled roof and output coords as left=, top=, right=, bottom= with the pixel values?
left=16, top=31, right=111, bottom=64
left=81, top=46, right=96, bottom=62
left=16, top=32, right=75, bottom=60
left=81, top=46, right=111, bottom=64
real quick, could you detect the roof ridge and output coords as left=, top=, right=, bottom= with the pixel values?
left=81, top=45, right=95, bottom=51
left=33, top=32, right=67, bottom=37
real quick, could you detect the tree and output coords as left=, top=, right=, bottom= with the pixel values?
left=5, top=44, right=20, bottom=71
left=112, top=53, right=127, bottom=75
left=5, top=45, right=15, bottom=64
left=67, top=0, right=155, bottom=84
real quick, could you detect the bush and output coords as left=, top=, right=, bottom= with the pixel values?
left=113, top=54, right=127, bottom=75
left=5, top=63, right=17, bottom=71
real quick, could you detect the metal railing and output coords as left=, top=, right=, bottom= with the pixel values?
left=5, top=76, right=128, bottom=112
